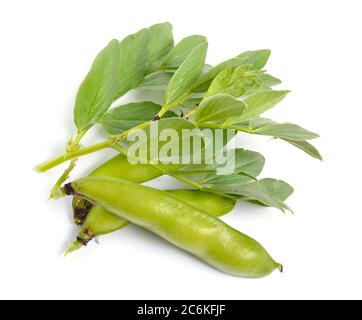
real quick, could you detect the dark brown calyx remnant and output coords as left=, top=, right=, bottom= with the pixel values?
left=77, top=229, right=94, bottom=246
left=64, top=183, right=75, bottom=195
left=77, top=236, right=93, bottom=246
left=74, top=207, right=91, bottom=225
left=152, top=115, right=160, bottom=121
left=73, top=199, right=93, bottom=225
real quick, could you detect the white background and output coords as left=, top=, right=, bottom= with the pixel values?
left=0, top=0, right=361, bottom=300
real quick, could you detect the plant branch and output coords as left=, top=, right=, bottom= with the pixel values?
left=35, top=140, right=112, bottom=173
left=48, top=131, right=85, bottom=198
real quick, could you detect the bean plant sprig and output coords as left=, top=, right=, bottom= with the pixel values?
left=36, top=23, right=320, bottom=177
left=37, top=23, right=321, bottom=277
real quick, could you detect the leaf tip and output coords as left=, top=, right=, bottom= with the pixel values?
left=263, top=49, right=271, bottom=56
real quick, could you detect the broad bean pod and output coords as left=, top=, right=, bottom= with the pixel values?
left=69, top=154, right=235, bottom=253
left=69, top=189, right=236, bottom=253
left=65, top=177, right=282, bottom=278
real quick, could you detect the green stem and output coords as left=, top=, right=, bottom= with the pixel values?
left=168, top=172, right=237, bottom=200
left=162, top=94, right=190, bottom=114
left=111, top=120, right=153, bottom=144
left=49, top=158, right=78, bottom=199
left=188, top=120, right=254, bottom=134
left=36, top=140, right=112, bottom=173
left=168, top=172, right=203, bottom=189
left=109, top=100, right=179, bottom=145
left=182, top=93, right=205, bottom=119
left=48, top=131, right=86, bottom=198
left=183, top=108, right=199, bottom=119
left=69, top=130, right=86, bottom=151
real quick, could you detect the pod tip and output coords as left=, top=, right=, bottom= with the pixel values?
left=64, top=240, right=83, bottom=256
left=278, top=264, right=284, bottom=273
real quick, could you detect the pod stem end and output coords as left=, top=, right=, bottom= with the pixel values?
left=64, top=183, right=76, bottom=196
left=278, top=264, right=284, bottom=273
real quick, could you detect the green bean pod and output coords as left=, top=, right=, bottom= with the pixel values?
left=90, top=154, right=164, bottom=181
left=68, top=189, right=236, bottom=253
left=65, top=177, right=282, bottom=278
left=69, top=154, right=236, bottom=253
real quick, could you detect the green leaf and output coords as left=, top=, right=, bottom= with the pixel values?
left=177, top=149, right=265, bottom=178
left=284, top=139, right=323, bottom=160
left=199, top=128, right=236, bottom=164
left=203, top=173, right=254, bottom=190
left=243, top=178, right=294, bottom=208
left=254, top=122, right=319, bottom=141
left=258, top=179, right=294, bottom=202
left=99, top=102, right=176, bottom=135
left=194, top=94, right=247, bottom=124
left=176, top=168, right=290, bottom=211
left=237, top=49, right=271, bottom=70
left=230, top=117, right=322, bottom=160
left=118, top=28, right=150, bottom=96
left=74, top=39, right=121, bottom=132
left=233, top=180, right=291, bottom=211
left=138, top=72, right=173, bottom=89
left=205, top=176, right=289, bottom=211
left=181, top=97, right=203, bottom=110
left=257, top=73, right=281, bottom=87
left=203, top=64, right=214, bottom=74
left=121, top=118, right=204, bottom=164
left=191, top=57, right=248, bottom=92
left=156, top=127, right=235, bottom=173
left=205, top=66, right=244, bottom=97
left=233, top=117, right=319, bottom=141
left=163, top=35, right=207, bottom=68
left=192, top=49, right=271, bottom=92
left=226, top=90, right=289, bottom=124
left=229, top=117, right=273, bottom=132
left=170, top=158, right=292, bottom=211
left=227, top=149, right=265, bottom=177
left=148, top=22, right=174, bottom=70
left=206, top=66, right=262, bottom=98
left=164, top=42, right=208, bottom=105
